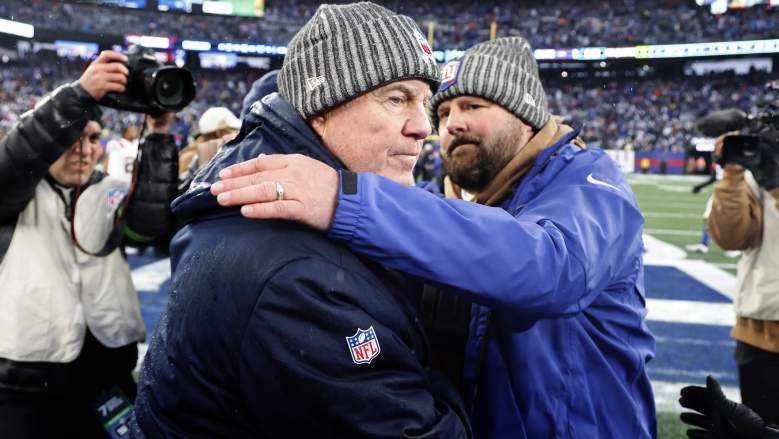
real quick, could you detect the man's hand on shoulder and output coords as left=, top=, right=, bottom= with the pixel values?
left=210, top=153, right=339, bottom=232
left=78, top=50, right=129, bottom=101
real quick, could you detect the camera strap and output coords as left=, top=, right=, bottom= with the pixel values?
left=69, top=116, right=148, bottom=257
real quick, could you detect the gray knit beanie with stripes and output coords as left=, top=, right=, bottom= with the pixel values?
left=278, top=2, right=440, bottom=120
left=429, top=37, right=550, bottom=130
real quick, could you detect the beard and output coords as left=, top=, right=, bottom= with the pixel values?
left=442, top=123, right=527, bottom=192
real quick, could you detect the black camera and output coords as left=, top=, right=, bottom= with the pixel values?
left=99, top=45, right=196, bottom=115
left=697, top=81, right=779, bottom=190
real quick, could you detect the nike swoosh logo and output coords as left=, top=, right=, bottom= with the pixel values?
left=587, top=173, right=619, bottom=191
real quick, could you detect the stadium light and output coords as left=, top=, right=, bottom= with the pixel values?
left=125, top=35, right=171, bottom=50
left=0, top=18, right=34, bottom=39
left=182, top=40, right=212, bottom=51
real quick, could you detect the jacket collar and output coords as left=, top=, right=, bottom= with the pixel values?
left=172, top=93, right=344, bottom=221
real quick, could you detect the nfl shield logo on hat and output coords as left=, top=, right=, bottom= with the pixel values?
left=345, top=326, right=381, bottom=365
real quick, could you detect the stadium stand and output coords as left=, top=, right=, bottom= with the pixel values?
left=2, top=0, right=778, bottom=49
left=2, top=55, right=772, bottom=153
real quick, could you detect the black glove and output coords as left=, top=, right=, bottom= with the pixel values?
left=679, top=376, right=779, bottom=439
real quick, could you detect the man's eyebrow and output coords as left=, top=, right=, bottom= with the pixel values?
left=380, top=83, right=430, bottom=100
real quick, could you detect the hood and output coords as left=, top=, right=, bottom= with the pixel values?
left=172, top=92, right=344, bottom=224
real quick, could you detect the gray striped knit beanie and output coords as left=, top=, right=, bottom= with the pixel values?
left=278, top=2, right=440, bottom=120
left=429, top=37, right=550, bottom=130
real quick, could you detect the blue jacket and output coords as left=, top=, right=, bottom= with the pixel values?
left=133, top=93, right=471, bottom=438
left=327, top=133, right=657, bottom=438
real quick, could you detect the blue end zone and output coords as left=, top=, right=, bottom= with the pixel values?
left=644, top=266, right=730, bottom=303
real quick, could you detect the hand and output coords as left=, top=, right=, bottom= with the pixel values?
left=146, top=112, right=175, bottom=135
left=78, top=50, right=129, bottom=101
left=679, top=376, right=772, bottom=439
left=210, top=154, right=339, bottom=232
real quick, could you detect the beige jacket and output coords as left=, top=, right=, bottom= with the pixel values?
left=709, top=168, right=779, bottom=352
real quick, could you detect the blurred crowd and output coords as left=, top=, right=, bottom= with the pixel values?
left=0, top=57, right=257, bottom=145
left=2, top=0, right=778, bottom=50
left=2, top=57, right=773, bottom=154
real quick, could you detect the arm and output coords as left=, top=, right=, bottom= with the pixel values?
left=327, top=173, right=642, bottom=317
left=708, top=167, right=763, bottom=250
left=0, top=83, right=94, bottom=221
left=0, top=50, right=128, bottom=223
left=239, top=258, right=471, bottom=438
left=123, top=113, right=179, bottom=244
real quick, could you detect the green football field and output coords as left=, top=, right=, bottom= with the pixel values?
left=630, top=174, right=738, bottom=275
left=629, top=174, right=734, bottom=438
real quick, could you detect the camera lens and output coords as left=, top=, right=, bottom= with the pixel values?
left=155, top=70, right=185, bottom=107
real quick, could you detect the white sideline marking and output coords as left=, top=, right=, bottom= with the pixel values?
left=642, top=212, right=702, bottom=219
left=135, top=342, right=148, bottom=374
left=653, top=380, right=740, bottom=413
left=647, top=299, right=734, bottom=326
left=644, top=228, right=700, bottom=236
left=643, top=233, right=687, bottom=260
left=658, top=185, right=695, bottom=193
left=131, top=258, right=171, bottom=292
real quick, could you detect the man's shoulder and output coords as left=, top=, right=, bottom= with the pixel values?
left=178, top=215, right=360, bottom=281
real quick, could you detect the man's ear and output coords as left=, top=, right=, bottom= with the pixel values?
left=309, top=114, right=327, bottom=138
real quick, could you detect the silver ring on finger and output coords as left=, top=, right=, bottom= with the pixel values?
left=275, top=181, right=285, bottom=201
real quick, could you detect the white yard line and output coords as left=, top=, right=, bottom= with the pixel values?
left=647, top=299, right=734, bottom=326
left=642, top=212, right=703, bottom=219
left=644, top=228, right=700, bottom=237
left=131, top=258, right=172, bottom=292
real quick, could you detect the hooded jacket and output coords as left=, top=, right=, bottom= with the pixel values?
left=327, top=131, right=656, bottom=438
left=133, top=93, right=470, bottom=438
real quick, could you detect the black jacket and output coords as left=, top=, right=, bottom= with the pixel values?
left=133, top=93, right=471, bottom=438
left=0, top=81, right=178, bottom=261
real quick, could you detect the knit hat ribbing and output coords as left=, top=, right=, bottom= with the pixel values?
left=278, top=2, right=440, bottom=120
left=429, top=37, right=550, bottom=130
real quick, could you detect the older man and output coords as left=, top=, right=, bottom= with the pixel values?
left=133, top=3, right=470, bottom=438
left=214, top=37, right=656, bottom=438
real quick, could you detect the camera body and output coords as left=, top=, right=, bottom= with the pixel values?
left=697, top=81, right=779, bottom=189
left=99, top=45, right=196, bottom=115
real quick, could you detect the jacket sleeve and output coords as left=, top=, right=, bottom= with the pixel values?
left=708, top=168, right=764, bottom=250
left=122, top=132, right=179, bottom=244
left=329, top=172, right=644, bottom=318
left=0, top=82, right=95, bottom=222
left=239, top=258, right=471, bottom=439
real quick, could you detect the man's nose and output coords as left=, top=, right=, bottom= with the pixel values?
left=403, top=103, right=432, bottom=141
left=445, top=108, right=467, bottom=135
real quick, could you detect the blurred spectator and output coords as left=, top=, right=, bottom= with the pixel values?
left=178, top=107, right=240, bottom=179
left=102, top=124, right=139, bottom=183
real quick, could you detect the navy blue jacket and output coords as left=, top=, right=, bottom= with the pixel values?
left=133, top=93, right=471, bottom=438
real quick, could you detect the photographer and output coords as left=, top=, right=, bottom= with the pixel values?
left=0, top=51, right=178, bottom=438
left=707, top=130, right=779, bottom=425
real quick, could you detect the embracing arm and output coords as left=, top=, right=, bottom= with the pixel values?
left=211, top=154, right=643, bottom=317
left=239, top=258, right=470, bottom=438
left=326, top=173, right=643, bottom=316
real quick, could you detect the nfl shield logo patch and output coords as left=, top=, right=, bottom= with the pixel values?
left=345, top=326, right=381, bottom=365
left=107, top=187, right=127, bottom=212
